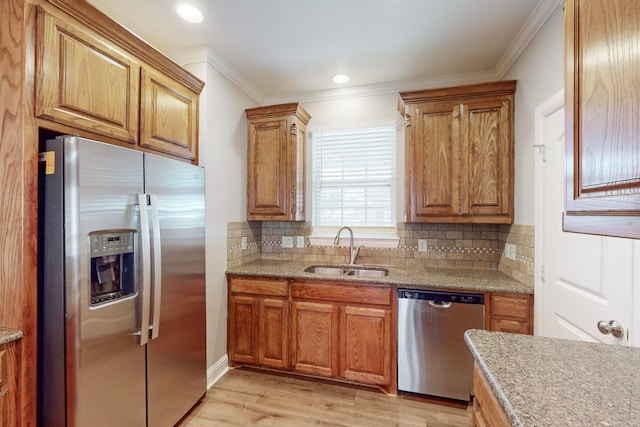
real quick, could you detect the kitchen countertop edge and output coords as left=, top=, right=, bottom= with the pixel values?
left=226, top=259, right=533, bottom=294
left=0, top=328, right=23, bottom=346
left=464, top=330, right=522, bottom=427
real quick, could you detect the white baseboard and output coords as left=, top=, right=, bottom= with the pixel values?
left=207, top=354, right=229, bottom=390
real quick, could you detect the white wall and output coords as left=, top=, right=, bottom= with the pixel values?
left=177, top=52, right=259, bottom=370
left=503, top=5, right=565, bottom=225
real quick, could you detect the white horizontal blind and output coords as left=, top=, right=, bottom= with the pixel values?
left=312, top=125, right=396, bottom=228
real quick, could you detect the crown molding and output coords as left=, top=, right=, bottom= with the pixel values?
left=264, top=69, right=499, bottom=105
left=494, top=0, right=564, bottom=78
left=170, top=45, right=266, bottom=104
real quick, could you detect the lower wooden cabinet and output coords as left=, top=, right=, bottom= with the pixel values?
left=487, top=293, right=533, bottom=334
left=227, top=274, right=531, bottom=393
left=290, top=301, right=339, bottom=377
left=227, top=277, right=289, bottom=370
left=227, top=275, right=394, bottom=390
left=472, top=363, right=509, bottom=427
left=340, top=306, right=392, bottom=386
left=258, top=298, right=289, bottom=369
left=290, top=281, right=393, bottom=388
left=0, top=340, right=20, bottom=427
left=289, top=301, right=393, bottom=387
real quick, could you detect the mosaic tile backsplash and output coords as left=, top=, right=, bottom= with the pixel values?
left=227, top=221, right=534, bottom=287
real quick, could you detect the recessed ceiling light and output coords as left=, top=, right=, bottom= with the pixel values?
left=332, top=74, right=350, bottom=84
left=176, top=3, right=204, bottom=23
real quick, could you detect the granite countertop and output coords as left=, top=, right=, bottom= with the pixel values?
left=465, top=329, right=640, bottom=426
left=226, top=259, right=533, bottom=294
left=0, top=328, right=23, bottom=345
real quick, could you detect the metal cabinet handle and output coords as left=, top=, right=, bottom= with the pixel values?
left=597, top=320, right=624, bottom=338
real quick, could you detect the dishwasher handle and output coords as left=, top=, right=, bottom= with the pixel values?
left=428, top=300, right=452, bottom=308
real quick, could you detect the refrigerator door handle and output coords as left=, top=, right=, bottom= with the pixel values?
left=149, top=194, right=162, bottom=340
left=138, top=193, right=152, bottom=346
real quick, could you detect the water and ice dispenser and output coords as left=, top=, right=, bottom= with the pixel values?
left=89, top=230, right=136, bottom=306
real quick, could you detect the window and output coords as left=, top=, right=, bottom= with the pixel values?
left=311, top=124, right=396, bottom=234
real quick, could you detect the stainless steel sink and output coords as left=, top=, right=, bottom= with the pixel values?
left=304, top=265, right=388, bottom=278
left=345, top=268, right=388, bottom=278
left=303, top=266, right=347, bottom=275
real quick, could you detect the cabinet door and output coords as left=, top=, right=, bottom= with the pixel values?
left=35, top=9, right=139, bottom=143
left=406, top=102, right=460, bottom=221
left=290, top=119, right=306, bottom=221
left=291, top=301, right=339, bottom=377
left=247, top=119, right=289, bottom=220
left=228, top=295, right=259, bottom=364
left=564, top=0, right=640, bottom=238
left=0, top=342, right=18, bottom=426
left=258, top=298, right=289, bottom=369
left=140, top=68, right=199, bottom=161
left=460, top=98, right=513, bottom=222
left=473, top=364, right=510, bottom=427
left=340, top=306, right=392, bottom=386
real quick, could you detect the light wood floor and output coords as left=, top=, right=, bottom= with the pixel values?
left=179, top=368, right=473, bottom=426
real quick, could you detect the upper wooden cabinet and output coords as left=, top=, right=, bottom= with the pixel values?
left=35, top=9, right=140, bottom=144
left=399, top=81, right=516, bottom=223
left=140, top=68, right=199, bottom=161
left=245, top=103, right=310, bottom=221
left=34, top=4, right=203, bottom=162
left=564, top=0, right=640, bottom=238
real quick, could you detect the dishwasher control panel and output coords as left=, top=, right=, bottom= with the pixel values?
left=397, top=289, right=484, bottom=305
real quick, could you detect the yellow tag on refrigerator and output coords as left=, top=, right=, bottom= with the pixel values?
left=45, top=151, right=55, bottom=175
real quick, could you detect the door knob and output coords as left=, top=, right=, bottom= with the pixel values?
left=597, top=320, right=625, bottom=338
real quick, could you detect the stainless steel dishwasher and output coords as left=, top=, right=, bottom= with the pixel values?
left=397, top=289, right=484, bottom=401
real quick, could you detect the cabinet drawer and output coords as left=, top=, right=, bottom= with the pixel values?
left=490, top=318, right=529, bottom=335
left=490, top=293, right=530, bottom=320
left=229, top=277, right=288, bottom=297
left=291, top=282, right=391, bottom=306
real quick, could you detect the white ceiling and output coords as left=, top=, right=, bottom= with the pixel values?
left=87, top=0, right=561, bottom=104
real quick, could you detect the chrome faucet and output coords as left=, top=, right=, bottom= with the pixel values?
left=333, top=226, right=363, bottom=265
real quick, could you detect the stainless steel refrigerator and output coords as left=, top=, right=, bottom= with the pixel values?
left=38, top=135, right=206, bottom=427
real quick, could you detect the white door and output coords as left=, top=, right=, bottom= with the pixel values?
left=534, top=90, right=633, bottom=345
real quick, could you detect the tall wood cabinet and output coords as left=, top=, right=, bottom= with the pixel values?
left=399, top=81, right=516, bottom=224
left=564, top=0, right=640, bottom=238
left=245, top=103, right=310, bottom=221
left=0, top=0, right=204, bottom=424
